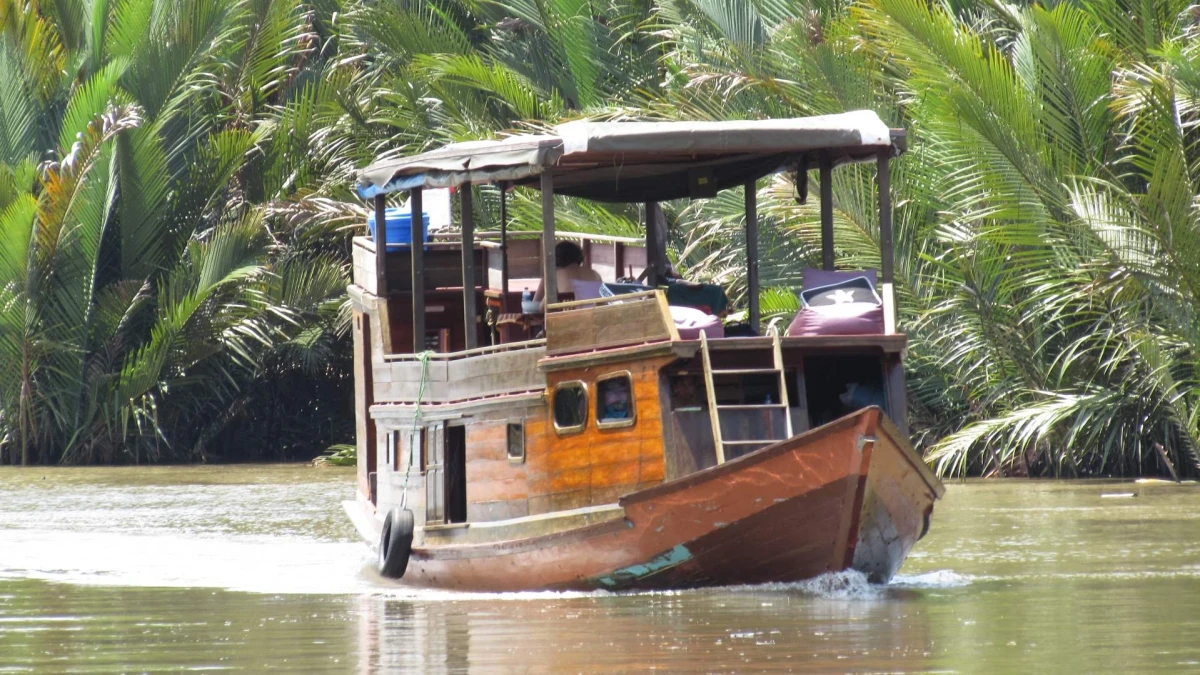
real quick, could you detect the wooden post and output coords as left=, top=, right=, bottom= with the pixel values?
left=541, top=171, right=557, bottom=305
left=645, top=201, right=661, bottom=286
left=460, top=186, right=477, bottom=350
left=820, top=155, right=834, bottom=271
left=373, top=194, right=393, bottom=353
left=745, top=179, right=760, bottom=333
left=411, top=188, right=426, bottom=352
left=877, top=151, right=895, bottom=335
left=500, top=182, right=510, bottom=313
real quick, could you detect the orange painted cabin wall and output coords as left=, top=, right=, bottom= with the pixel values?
left=455, top=355, right=675, bottom=520
left=526, top=356, right=673, bottom=515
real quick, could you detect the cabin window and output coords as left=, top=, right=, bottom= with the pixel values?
left=595, top=372, right=636, bottom=429
left=552, top=381, right=588, bottom=434
left=507, top=422, right=525, bottom=463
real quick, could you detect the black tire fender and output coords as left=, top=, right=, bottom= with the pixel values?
left=378, top=507, right=414, bottom=579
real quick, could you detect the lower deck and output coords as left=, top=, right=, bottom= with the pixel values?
left=352, top=303, right=910, bottom=547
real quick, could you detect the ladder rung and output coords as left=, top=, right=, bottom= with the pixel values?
left=710, top=368, right=782, bottom=376
left=716, top=403, right=787, bottom=410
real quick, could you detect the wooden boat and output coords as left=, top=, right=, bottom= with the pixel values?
left=342, top=111, right=945, bottom=592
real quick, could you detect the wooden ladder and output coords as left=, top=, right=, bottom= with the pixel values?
left=700, top=328, right=794, bottom=465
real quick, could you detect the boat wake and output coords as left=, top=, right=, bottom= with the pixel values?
left=749, top=569, right=884, bottom=599
left=890, top=569, right=973, bottom=588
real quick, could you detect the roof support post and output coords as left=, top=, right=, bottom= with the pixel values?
left=460, top=186, right=477, bottom=350
left=877, top=151, right=896, bottom=335
left=644, top=202, right=664, bottom=286
left=499, top=182, right=509, bottom=313
left=373, top=194, right=393, bottom=353
left=745, top=179, right=760, bottom=333
left=541, top=171, right=557, bottom=305
left=820, top=155, right=834, bottom=271
left=410, top=188, right=426, bottom=352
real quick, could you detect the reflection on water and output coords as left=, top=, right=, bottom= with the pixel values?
left=1, top=467, right=1200, bottom=672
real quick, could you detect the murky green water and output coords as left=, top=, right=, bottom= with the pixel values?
left=1, top=467, right=1198, bottom=673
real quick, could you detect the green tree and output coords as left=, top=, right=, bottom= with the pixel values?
left=0, top=0, right=355, bottom=464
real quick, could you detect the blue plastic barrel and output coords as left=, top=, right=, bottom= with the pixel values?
left=367, top=208, right=430, bottom=250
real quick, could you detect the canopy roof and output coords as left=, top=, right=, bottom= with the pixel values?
left=356, top=110, right=903, bottom=202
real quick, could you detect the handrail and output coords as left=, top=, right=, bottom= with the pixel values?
left=382, top=339, right=546, bottom=362
left=546, top=290, right=658, bottom=312
left=473, top=231, right=646, bottom=245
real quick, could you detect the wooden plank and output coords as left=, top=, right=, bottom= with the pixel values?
left=500, top=182, right=510, bottom=313
left=544, top=294, right=674, bottom=355
left=700, top=332, right=725, bottom=465
left=354, top=311, right=378, bottom=502
left=820, top=155, right=834, bottom=271
left=877, top=151, right=895, bottom=335
left=411, top=188, right=425, bottom=352
left=745, top=179, right=760, bottom=332
left=790, top=360, right=810, bottom=434
left=645, top=202, right=660, bottom=285
left=772, top=332, right=793, bottom=438
left=884, top=354, right=909, bottom=439
left=541, top=171, right=556, bottom=305
left=548, top=290, right=656, bottom=310
left=461, top=187, right=478, bottom=349
left=373, top=196, right=393, bottom=353
left=352, top=238, right=376, bottom=294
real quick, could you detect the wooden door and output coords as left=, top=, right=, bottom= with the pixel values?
left=353, top=312, right=378, bottom=503
left=445, top=425, right=467, bottom=524
left=425, top=423, right=445, bottom=524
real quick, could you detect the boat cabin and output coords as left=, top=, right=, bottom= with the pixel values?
left=349, top=111, right=909, bottom=546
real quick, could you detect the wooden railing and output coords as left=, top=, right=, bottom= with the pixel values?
left=544, top=290, right=679, bottom=356
left=382, top=338, right=546, bottom=363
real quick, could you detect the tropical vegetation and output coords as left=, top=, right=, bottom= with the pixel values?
left=4, top=0, right=1200, bottom=479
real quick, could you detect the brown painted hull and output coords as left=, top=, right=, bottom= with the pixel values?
left=401, top=407, right=943, bottom=591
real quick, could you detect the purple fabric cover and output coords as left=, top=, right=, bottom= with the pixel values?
left=670, top=305, right=724, bottom=339
left=787, top=268, right=884, bottom=336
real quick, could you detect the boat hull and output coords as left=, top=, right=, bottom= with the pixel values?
left=378, top=407, right=942, bottom=592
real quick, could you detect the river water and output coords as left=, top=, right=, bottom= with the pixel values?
left=0, top=466, right=1197, bottom=673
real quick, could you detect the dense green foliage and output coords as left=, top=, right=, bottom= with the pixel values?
left=5, top=0, right=1200, bottom=477
left=0, top=0, right=360, bottom=463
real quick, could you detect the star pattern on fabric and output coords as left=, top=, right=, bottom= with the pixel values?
left=830, top=289, right=857, bottom=304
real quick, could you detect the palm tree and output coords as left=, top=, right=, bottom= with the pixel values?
left=0, top=0, right=354, bottom=464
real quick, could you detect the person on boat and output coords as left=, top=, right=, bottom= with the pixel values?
left=535, top=241, right=602, bottom=309
left=599, top=378, right=632, bottom=421
left=670, top=376, right=705, bottom=411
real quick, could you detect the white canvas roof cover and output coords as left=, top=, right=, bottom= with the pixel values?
left=356, top=111, right=902, bottom=202
left=556, top=110, right=892, bottom=156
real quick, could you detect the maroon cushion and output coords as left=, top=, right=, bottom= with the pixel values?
left=787, top=303, right=884, bottom=336
left=788, top=268, right=884, bottom=336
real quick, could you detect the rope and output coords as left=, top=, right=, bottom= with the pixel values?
left=400, top=350, right=433, bottom=510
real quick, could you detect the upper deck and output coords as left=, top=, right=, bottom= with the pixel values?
left=348, top=111, right=910, bottom=525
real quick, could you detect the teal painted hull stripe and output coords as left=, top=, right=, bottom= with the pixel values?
left=595, top=545, right=693, bottom=588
